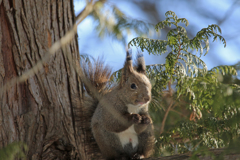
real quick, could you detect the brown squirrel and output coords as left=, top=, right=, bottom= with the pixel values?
left=82, top=49, right=154, bottom=160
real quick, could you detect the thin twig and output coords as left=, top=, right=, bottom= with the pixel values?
left=170, top=109, right=187, bottom=118
left=160, top=80, right=173, bottom=135
left=168, top=78, right=173, bottom=96
left=192, top=140, right=203, bottom=151
left=160, top=38, right=182, bottom=135
left=160, top=100, right=173, bottom=135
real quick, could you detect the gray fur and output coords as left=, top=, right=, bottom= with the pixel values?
left=88, top=49, right=154, bottom=159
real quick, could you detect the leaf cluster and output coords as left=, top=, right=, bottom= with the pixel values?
left=126, top=11, right=240, bottom=157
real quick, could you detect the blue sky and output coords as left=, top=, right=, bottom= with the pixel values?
left=74, top=0, right=240, bottom=72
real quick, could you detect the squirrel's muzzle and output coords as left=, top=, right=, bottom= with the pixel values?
left=135, top=94, right=151, bottom=105
left=144, top=97, right=150, bottom=103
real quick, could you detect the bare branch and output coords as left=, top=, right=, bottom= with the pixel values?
left=160, top=80, right=173, bottom=135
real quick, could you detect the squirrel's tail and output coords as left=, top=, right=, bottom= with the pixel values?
left=81, top=57, right=112, bottom=115
left=73, top=58, right=112, bottom=159
left=81, top=57, right=112, bottom=100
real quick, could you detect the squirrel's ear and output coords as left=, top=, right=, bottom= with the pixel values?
left=135, top=53, right=146, bottom=75
left=120, top=49, right=134, bottom=85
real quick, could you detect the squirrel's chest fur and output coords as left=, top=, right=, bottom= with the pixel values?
left=116, top=125, right=138, bottom=148
left=116, top=104, right=146, bottom=148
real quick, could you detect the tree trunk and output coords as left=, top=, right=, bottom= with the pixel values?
left=0, top=0, right=98, bottom=159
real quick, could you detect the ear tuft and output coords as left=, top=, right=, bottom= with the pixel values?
left=135, top=52, right=146, bottom=75
left=126, top=48, right=132, bottom=61
left=120, top=48, right=134, bottom=87
left=137, top=53, right=143, bottom=59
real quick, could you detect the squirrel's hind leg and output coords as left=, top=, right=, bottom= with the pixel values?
left=92, top=123, right=124, bottom=159
left=136, top=125, right=155, bottom=158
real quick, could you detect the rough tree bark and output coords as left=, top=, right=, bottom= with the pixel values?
left=0, top=0, right=102, bottom=159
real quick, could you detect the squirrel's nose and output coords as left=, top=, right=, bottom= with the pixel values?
left=144, top=97, right=150, bottom=102
left=139, top=93, right=151, bottom=103
left=143, top=93, right=151, bottom=102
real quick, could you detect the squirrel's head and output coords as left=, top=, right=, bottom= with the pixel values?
left=119, top=49, right=152, bottom=108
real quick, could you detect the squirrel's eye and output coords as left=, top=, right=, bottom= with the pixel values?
left=130, top=83, right=137, bottom=89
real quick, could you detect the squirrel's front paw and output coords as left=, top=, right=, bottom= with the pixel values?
left=141, top=115, right=151, bottom=124
left=130, top=114, right=142, bottom=124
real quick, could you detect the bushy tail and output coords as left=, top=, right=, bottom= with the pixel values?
left=73, top=58, right=112, bottom=159
left=81, top=58, right=112, bottom=101
left=81, top=57, right=112, bottom=123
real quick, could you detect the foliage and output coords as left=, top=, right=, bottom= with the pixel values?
left=89, top=6, right=240, bottom=158
left=90, top=2, right=155, bottom=43
left=110, top=11, right=240, bottom=158
left=126, top=11, right=240, bottom=157
left=0, top=142, right=27, bottom=160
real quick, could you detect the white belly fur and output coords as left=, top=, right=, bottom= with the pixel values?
left=116, top=125, right=138, bottom=148
left=116, top=103, right=148, bottom=148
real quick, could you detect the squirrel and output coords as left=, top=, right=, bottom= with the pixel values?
left=81, top=49, right=155, bottom=160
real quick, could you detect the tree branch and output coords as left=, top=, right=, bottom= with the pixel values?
left=160, top=80, right=173, bottom=135
left=145, top=148, right=240, bottom=160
